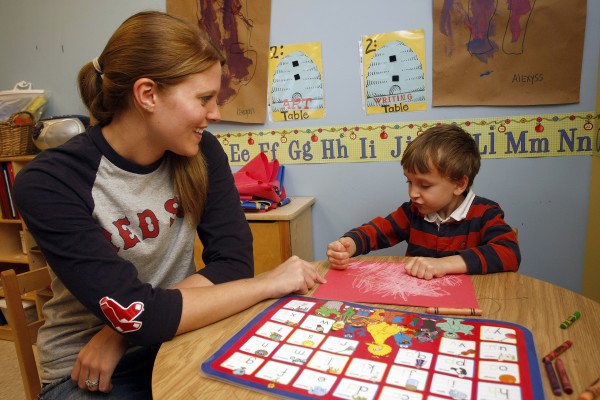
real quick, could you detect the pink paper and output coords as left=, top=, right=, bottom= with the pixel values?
left=313, top=260, right=479, bottom=308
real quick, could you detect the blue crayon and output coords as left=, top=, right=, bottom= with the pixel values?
left=560, top=311, right=581, bottom=329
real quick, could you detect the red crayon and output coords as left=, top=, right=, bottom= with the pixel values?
left=542, top=340, right=573, bottom=363
left=555, top=358, right=573, bottom=394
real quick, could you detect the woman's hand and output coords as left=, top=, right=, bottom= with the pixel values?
left=71, top=326, right=129, bottom=392
left=257, top=256, right=327, bottom=297
left=177, top=256, right=326, bottom=335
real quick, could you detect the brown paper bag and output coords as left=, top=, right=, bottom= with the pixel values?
left=433, top=0, right=586, bottom=106
left=167, top=0, right=271, bottom=123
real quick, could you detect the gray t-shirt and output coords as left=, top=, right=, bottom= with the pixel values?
left=14, top=126, right=253, bottom=382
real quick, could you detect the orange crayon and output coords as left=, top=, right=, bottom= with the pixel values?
left=579, top=377, right=600, bottom=400
left=425, top=307, right=483, bottom=316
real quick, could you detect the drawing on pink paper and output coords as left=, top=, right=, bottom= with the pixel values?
left=313, top=260, right=479, bottom=308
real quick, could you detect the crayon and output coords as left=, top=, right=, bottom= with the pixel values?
left=579, top=377, right=600, bottom=400
left=543, top=361, right=562, bottom=396
left=560, top=311, right=581, bottom=329
left=555, top=358, right=573, bottom=394
left=542, top=340, right=573, bottom=363
left=425, top=307, right=483, bottom=316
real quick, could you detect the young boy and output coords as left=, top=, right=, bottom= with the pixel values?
left=327, top=124, right=520, bottom=280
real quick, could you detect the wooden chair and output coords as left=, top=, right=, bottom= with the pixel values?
left=1, top=267, right=51, bottom=400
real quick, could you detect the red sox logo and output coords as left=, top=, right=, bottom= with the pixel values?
left=99, top=296, right=144, bottom=333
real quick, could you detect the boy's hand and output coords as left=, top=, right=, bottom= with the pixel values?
left=326, top=237, right=356, bottom=269
left=404, top=257, right=448, bottom=280
left=404, top=255, right=467, bottom=280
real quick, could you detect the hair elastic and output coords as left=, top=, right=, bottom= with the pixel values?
left=92, top=57, right=103, bottom=75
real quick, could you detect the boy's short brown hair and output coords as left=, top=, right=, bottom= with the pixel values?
left=401, top=124, right=481, bottom=190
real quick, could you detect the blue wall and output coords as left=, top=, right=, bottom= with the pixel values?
left=1, top=0, right=598, bottom=293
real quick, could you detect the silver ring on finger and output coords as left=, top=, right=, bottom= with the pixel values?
left=85, top=379, right=99, bottom=389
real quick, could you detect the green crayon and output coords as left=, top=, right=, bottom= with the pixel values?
left=560, top=311, right=581, bottom=329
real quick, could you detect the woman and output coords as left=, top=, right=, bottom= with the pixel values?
left=14, top=11, right=324, bottom=399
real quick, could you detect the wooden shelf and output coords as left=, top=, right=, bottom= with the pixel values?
left=0, top=155, right=49, bottom=341
left=0, top=324, right=14, bottom=340
left=0, top=154, right=36, bottom=163
left=0, top=253, right=29, bottom=264
left=0, top=287, right=39, bottom=301
left=0, top=218, right=23, bottom=224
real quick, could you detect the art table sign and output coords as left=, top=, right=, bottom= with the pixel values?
left=214, top=111, right=598, bottom=166
left=268, top=42, right=325, bottom=122
left=201, top=296, right=544, bottom=399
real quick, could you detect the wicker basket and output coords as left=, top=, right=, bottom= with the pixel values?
left=0, top=111, right=36, bottom=156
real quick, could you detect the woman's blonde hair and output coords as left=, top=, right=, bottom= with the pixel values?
left=401, top=124, right=481, bottom=190
left=78, top=11, right=226, bottom=226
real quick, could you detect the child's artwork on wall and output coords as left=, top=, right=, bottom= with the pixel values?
left=432, top=0, right=586, bottom=106
left=360, top=30, right=427, bottom=115
left=201, top=296, right=544, bottom=399
left=312, top=260, right=479, bottom=308
left=268, top=42, right=326, bottom=122
left=167, top=0, right=271, bottom=123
